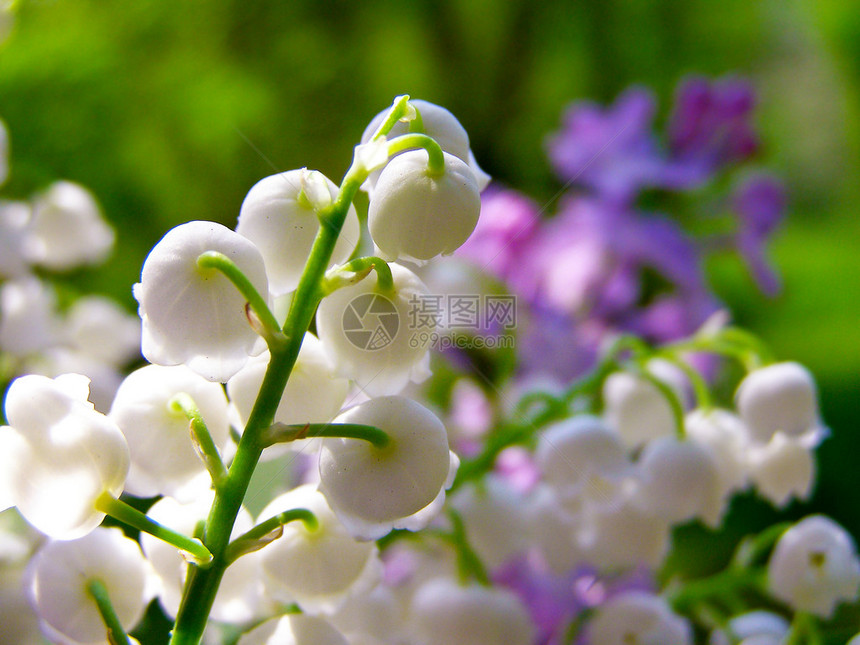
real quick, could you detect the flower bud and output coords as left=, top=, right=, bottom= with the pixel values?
left=319, top=396, right=457, bottom=540
left=767, top=515, right=860, bottom=617
left=368, top=149, right=481, bottom=262
left=134, top=220, right=269, bottom=382
left=236, top=169, right=360, bottom=296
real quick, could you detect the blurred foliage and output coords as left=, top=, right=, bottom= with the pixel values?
left=1, top=0, right=858, bottom=557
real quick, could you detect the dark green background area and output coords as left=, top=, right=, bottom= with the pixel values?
left=1, top=0, right=858, bottom=586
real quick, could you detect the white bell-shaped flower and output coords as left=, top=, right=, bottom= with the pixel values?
left=709, top=611, right=789, bottom=645
left=361, top=99, right=491, bottom=193
left=258, top=485, right=381, bottom=615
left=747, top=431, right=814, bottom=507
left=368, top=149, right=481, bottom=263
left=238, top=614, right=349, bottom=645
left=602, top=369, right=682, bottom=449
left=587, top=591, right=692, bottom=645
left=635, top=436, right=724, bottom=527
left=0, top=276, right=57, bottom=357
left=685, top=408, right=750, bottom=498
left=330, top=584, right=405, bottom=645
left=228, top=333, right=348, bottom=443
left=536, top=414, right=633, bottom=514
left=450, top=475, right=530, bottom=569
left=0, top=200, right=30, bottom=279
left=735, top=361, right=826, bottom=445
left=527, top=483, right=588, bottom=574
left=316, top=263, right=433, bottom=396
left=24, top=527, right=156, bottom=645
left=64, top=296, right=141, bottom=366
left=236, top=169, right=361, bottom=296
left=134, top=220, right=269, bottom=382
left=109, top=364, right=231, bottom=501
left=409, top=578, right=535, bottom=645
left=319, top=396, right=458, bottom=540
left=767, top=515, right=860, bottom=617
left=24, top=181, right=114, bottom=270
left=3, top=374, right=129, bottom=539
left=140, top=493, right=264, bottom=623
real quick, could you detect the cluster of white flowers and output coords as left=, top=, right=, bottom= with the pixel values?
left=1, top=98, right=858, bottom=645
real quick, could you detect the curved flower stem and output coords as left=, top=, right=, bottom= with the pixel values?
left=369, top=95, right=413, bottom=141
left=87, top=578, right=131, bottom=645
left=260, top=422, right=391, bottom=450
left=322, top=256, right=395, bottom=296
left=169, top=392, right=228, bottom=489
left=195, top=251, right=285, bottom=350
left=386, top=133, right=446, bottom=176
left=225, top=509, right=317, bottom=564
left=654, top=351, right=713, bottom=411
left=785, top=612, right=823, bottom=645
left=632, top=365, right=687, bottom=439
left=446, top=509, right=490, bottom=586
left=168, top=99, right=410, bottom=645
left=95, top=492, right=212, bottom=564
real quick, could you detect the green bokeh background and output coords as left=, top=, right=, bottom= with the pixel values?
left=1, top=0, right=858, bottom=613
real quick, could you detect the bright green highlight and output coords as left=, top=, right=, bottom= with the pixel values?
left=260, top=422, right=391, bottom=450
left=225, top=508, right=318, bottom=564
left=386, top=132, right=445, bottom=176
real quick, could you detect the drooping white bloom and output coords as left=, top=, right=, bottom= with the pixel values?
left=709, top=611, right=789, bottom=645
left=257, top=485, right=381, bottom=615
left=767, top=515, right=860, bottom=617
left=24, top=181, right=114, bottom=270
left=0, top=200, right=30, bottom=278
left=409, top=578, right=535, bottom=645
left=134, top=220, right=269, bottom=382
left=316, top=262, right=433, bottom=396
left=587, top=591, right=692, bottom=645
left=735, top=361, right=826, bottom=446
left=685, top=408, right=750, bottom=498
left=602, top=369, right=682, bottom=449
left=361, top=99, right=491, bottom=193
left=536, top=415, right=633, bottom=513
left=319, top=396, right=458, bottom=540
left=330, top=584, right=405, bottom=645
left=227, top=333, right=348, bottom=441
left=0, top=276, right=57, bottom=356
left=527, top=484, right=587, bottom=574
left=23, top=346, right=124, bottom=413
left=635, top=436, right=724, bottom=527
left=64, top=295, right=141, bottom=366
left=368, top=149, right=481, bottom=263
left=24, top=527, right=156, bottom=645
left=238, top=614, right=349, bottom=645
left=450, top=475, right=530, bottom=569
left=747, top=432, right=815, bottom=507
left=236, top=169, right=361, bottom=296
left=140, top=493, right=264, bottom=623
left=109, top=364, right=231, bottom=501
left=3, top=374, right=129, bottom=539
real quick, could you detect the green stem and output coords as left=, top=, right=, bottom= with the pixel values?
left=169, top=393, right=228, bottom=489
left=408, top=103, right=425, bottom=133
left=655, top=351, right=713, bottom=411
left=195, top=251, right=285, bottom=350
left=369, top=95, right=413, bottom=141
left=86, top=578, right=131, bottom=645
left=785, top=612, right=822, bottom=645
left=446, top=509, right=490, bottom=585
left=95, top=492, right=212, bottom=564
left=225, top=509, right=317, bottom=564
left=322, top=256, right=394, bottom=296
left=633, top=366, right=687, bottom=439
left=386, top=133, right=445, bottom=176
left=168, top=103, right=398, bottom=644
left=260, top=422, right=390, bottom=449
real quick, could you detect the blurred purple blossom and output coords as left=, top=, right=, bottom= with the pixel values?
left=667, top=75, right=759, bottom=181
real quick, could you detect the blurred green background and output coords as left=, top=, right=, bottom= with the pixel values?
left=1, top=0, right=858, bottom=565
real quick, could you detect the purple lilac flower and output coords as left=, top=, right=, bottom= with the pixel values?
left=493, top=553, right=654, bottom=645
left=546, top=88, right=667, bottom=204
left=667, top=75, right=759, bottom=183
left=456, top=186, right=541, bottom=283
left=731, top=172, right=786, bottom=295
